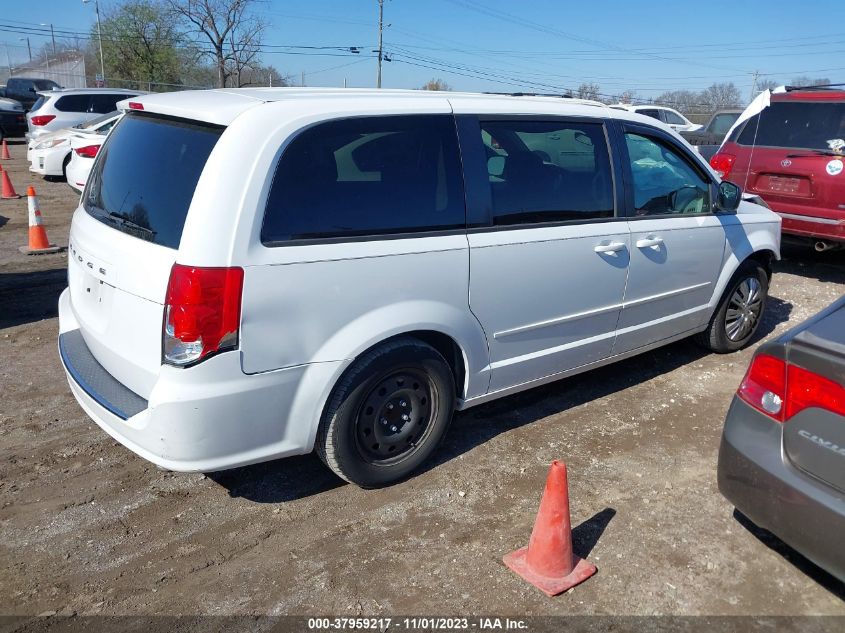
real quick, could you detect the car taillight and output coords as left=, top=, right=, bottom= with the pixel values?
left=785, top=364, right=845, bottom=420
left=128, top=101, right=144, bottom=110
left=737, top=354, right=786, bottom=421
left=163, top=264, right=244, bottom=366
left=74, top=144, right=100, bottom=158
left=30, top=115, right=56, bottom=126
left=737, top=354, right=845, bottom=422
left=710, top=152, right=736, bottom=179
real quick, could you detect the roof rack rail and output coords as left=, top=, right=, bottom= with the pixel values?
left=785, top=83, right=845, bottom=92
left=483, top=91, right=574, bottom=98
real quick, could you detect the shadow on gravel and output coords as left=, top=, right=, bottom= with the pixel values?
left=750, top=295, right=792, bottom=344
left=572, top=507, right=616, bottom=559
left=208, top=453, right=344, bottom=503
left=0, top=215, right=7, bottom=228
left=0, top=268, right=66, bottom=329
left=732, top=510, right=845, bottom=600
left=776, top=243, right=845, bottom=284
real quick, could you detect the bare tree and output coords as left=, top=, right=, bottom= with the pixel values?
left=791, top=76, right=831, bottom=88
left=756, top=79, right=781, bottom=93
left=420, top=78, right=452, bottom=91
left=700, top=82, right=742, bottom=110
left=655, top=89, right=706, bottom=114
left=576, top=82, right=600, bottom=101
left=168, top=0, right=265, bottom=88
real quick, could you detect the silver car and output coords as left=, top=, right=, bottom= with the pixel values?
left=26, top=88, right=141, bottom=141
left=719, top=296, right=845, bottom=581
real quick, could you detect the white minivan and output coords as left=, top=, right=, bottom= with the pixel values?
left=58, top=88, right=781, bottom=487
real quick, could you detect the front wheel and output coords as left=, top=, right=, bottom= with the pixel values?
left=695, top=261, right=768, bottom=353
left=315, top=337, right=456, bottom=487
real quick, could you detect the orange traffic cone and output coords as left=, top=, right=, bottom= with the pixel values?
left=503, top=461, right=596, bottom=596
left=19, top=186, right=60, bottom=255
left=1, top=139, right=10, bottom=160
left=1, top=164, right=21, bottom=199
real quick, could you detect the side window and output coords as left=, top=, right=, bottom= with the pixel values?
left=90, top=94, right=125, bottom=114
left=478, top=120, right=614, bottom=225
left=261, top=115, right=465, bottom=243
left=638, top=109, right=661, bottom=121
left=624, top=133, right=711, bottom=216
left=55, top=95, right=92, bottom=112
left=662, top=110, right=686, bottom=125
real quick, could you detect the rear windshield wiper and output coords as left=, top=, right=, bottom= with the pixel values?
left=785, top=149, right=843, bottom=158
left=107, top=211, right=157, bottom=236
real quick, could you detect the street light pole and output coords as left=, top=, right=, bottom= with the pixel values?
left=83, top=0, right=105, bottom=86
left=41, top=23, right=57, bottom=57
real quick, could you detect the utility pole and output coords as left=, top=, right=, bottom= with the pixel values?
left=376, top=0, right=384, bottom=88
left=749, top=70, right=759, bottom=101
left=301, top=70, right=305, bottom=87
left=83, top=0, right=105, bottom=86
left=19, top=37, right=32, bottom=62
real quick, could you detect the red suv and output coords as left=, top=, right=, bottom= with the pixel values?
left=710, top=87, right=845, bottom=249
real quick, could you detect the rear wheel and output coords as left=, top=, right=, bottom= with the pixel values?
left=695, top=261, right=768, bottom=353
left=315, top=337, right=456, bottom=487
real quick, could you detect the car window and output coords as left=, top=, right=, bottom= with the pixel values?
left=709, top=112, right=739, bottom=135
left=29, top=96, right=46, bottom=112
left=34, top=80, right=58, bottom=90
left=662, top=110, right=686, bottom=125
left=262, top=115, right=465, bottom=243
left=638, top=109, right=661, bottom=121
left=55, top=94, right=92, bottom=112
left=477, top=120, right=614, bottom=225
left=84, top=114, right=223, bottom=249
left=624, top=133, right=711, bottom=215
left=77, top=111, right=118, bottom=129
left=737, top=101, right=845, bottom=150
left=90, top=94, right=128, bottom=114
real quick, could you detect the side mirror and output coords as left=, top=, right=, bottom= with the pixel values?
left=717, top=180, right=741, bottom=212
left=487, top=155, right=505, bottom=178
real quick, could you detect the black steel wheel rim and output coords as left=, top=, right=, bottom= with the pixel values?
left=354, top=368, right=438, bottom=465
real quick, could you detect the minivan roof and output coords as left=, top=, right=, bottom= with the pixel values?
left=118, top=87, right=639, bottom=127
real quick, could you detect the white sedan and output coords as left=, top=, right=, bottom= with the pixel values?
left=28, top=111, right=121, bottom=180
left=66, top=134, right=104, bottom=193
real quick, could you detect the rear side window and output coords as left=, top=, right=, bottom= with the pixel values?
left=662, top=110, right=686, bottom=125
left=638, top=109, right=661, bottom=120
left=84, top=114, right=223, bottom=249
left=709, top=112, right=739, bottom=135
left=30, top=96, right=46, bottom=112
left=55, top=94, right=91, bottom=112
left=262, top=115, right=465, bottom=243
left=478, top=120, right=614, bottom=225
left=90, top=94, right=128, bottom=114
left=737, top=101, right=845, bottom=150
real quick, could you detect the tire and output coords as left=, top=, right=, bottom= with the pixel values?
left=695, top=261, right=768, bottom=353
left=315, top=337, right=456, bottom=488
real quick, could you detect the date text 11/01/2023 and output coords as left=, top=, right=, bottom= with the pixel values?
left=307, top=618, right=529, bottom=630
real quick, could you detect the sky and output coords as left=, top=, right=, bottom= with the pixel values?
left=2, top=0, right=844, bottom=101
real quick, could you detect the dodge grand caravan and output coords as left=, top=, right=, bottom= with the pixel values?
left=58, top=89, right=781, bottom=487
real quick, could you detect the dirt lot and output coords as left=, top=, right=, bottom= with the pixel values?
left=1, top=139, right=844, bottom=619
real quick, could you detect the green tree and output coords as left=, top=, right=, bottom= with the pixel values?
left=96, top=0, right=182, bottom=90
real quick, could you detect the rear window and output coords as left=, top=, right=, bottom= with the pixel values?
left=30, top=96, right=46, bottom=112
left=261, top=115, right=465, bottom=243
left=84, top=114, right=223, bottom=249
left=34, top=80, right=58, bottom=90
left=737, top=101, right=845, bottom=150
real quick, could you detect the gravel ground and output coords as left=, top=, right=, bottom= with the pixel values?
left=1, top=139, right=844, bottom=618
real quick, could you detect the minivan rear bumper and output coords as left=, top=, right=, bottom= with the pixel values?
left=58, top=288, right=341, bottom=472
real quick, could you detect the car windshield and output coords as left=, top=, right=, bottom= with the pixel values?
left=737, top=101, right=845, bottom=150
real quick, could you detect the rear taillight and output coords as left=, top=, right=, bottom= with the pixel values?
left=30, top=115, right=56, bottom=126
left=74, top=144, right=100, bottom=158
left=163, top=264, right=244, bottom=366
left=737, top=354, right=845, bottom=422
left=710, top=152, right=736, bottom=179
left=737, top=354, right=786, bottom=421
left=785, top=364, right=845, bottom=420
